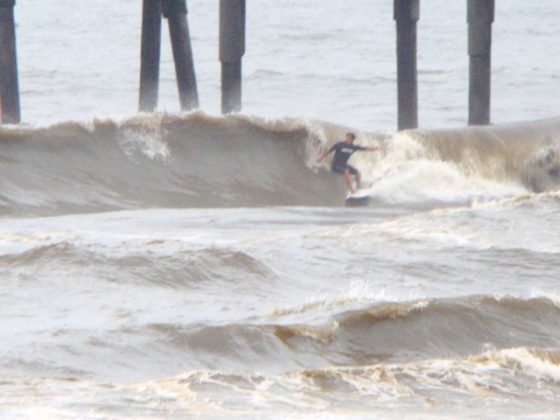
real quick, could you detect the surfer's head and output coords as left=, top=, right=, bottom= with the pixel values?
left=345, top=132, right=356, bottom=143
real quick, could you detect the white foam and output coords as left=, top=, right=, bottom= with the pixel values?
left=119, top=127, right=170, bottom=162
left=494, top=348, right=560, bottom=383
left=352, top=131, right=527, bottom=206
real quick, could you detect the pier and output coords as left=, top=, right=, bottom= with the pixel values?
left=220, top=0, right=246, bottom=114
left=1, top=0, right=496, bottom=129
left=139, top=0, right=198, bottom=112
left=394, top=0, right=420, bottom=130
left=468, top=0, right=495, bottom=126
left=0, top=0, right=20, bottom=124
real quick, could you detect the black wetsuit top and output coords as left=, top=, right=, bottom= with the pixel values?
left=331, top=142, right=366, bottom=174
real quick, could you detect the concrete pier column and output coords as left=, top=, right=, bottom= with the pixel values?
left=219, top=0, right=246, bottom=114
left=0, top=0, right=21, bottom=124
left=139, top=0, right=162, bottom=112
left=394, top=0, right=419, bottom=131
left=162, top=0, right=199, bottom=111
left=468, top=0, right=494, bottom=126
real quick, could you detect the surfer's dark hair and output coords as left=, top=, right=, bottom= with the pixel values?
left=346, top=132, right=356, bottom=140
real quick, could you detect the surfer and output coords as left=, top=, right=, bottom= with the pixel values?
left=316, top=132, right=382, bottom=194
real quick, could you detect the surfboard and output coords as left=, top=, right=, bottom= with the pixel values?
left=345, top=188, right=371, bottom=207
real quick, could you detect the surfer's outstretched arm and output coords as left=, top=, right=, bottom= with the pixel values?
left=317, top=146, right=335, bottom=163
left=364, top=145, right=382, bottom=152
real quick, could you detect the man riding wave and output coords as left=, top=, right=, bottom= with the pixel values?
left=316, top=132, right=382, bottom=193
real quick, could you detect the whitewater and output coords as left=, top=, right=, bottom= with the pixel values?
left=2, top=0, right=560, bottom=419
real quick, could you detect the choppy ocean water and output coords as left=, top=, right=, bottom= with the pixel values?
left=1, top=1, right=560, bottom=418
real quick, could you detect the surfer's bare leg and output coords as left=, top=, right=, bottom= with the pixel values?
left=355, top=171, right=362, bottom=190
left=344, top=169, right=355, bottom=193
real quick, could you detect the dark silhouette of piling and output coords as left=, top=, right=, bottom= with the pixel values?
left=394, top=0, right=419, bottom=131
left=139, top=0, right=162, bottom=112
left=0, top=0, right=21, bottom=124
left=162, top=0, right=199, bottom=111
left=468, top=0, right=494, bottom=126
left=219, top=0, right=246, bottom=114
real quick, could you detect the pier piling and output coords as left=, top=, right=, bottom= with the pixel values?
left=0, top=0, right=21, bottom=124
left=468, top=0, right=494, bottom=126
left=139, top=0, right=162, bottom=112
left=162, top=0, right=199, bottom=111
left=219, top=0, right=246, bottom=114
left=394, top=0, right=419, bottom=131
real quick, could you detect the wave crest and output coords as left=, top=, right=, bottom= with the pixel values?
left=2, top=114, right=560, bottom=215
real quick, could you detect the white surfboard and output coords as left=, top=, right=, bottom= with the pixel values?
left=345, top=188, right=371, bottom=207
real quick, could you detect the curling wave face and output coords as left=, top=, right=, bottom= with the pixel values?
left=0, top=113, right=343, bottom=216
left=1, top=113, right=560, bottom=215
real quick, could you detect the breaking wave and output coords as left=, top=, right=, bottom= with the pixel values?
left=6, top=345, right=558, bottom=417
left=126, top=346, right=560, bottom=415
left=17, top=295, right=556, bottom=378
left=1, top=113, right=560, bottom=215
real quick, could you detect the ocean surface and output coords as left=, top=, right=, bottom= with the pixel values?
left=1, top=1, right=560, bottom=418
